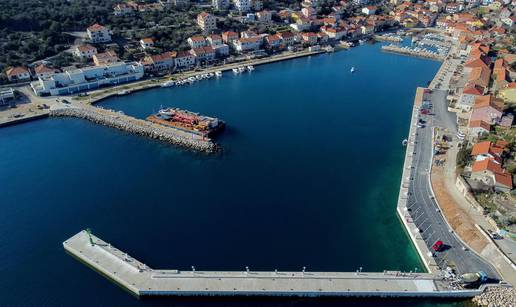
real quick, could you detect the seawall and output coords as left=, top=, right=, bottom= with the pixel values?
left=396, top=87, right=440, bottom=274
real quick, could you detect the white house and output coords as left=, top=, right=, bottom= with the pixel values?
left=234, top=37, right=262, bottom=53
left=233, top=0, right=251, bottom=12
left=175, top=51, right=196, bottom=68
left=33, top=64, right=58, bottom=79
left=188, top=36, right=207, bottom=49
left=73, top=44, right=98, bottom=59
left=197, top=12, right=217, bottom=33
left=87, top=24, right=111, bottom=43
left=140, top=38, right=154, bottom=50
left=362, top=6, right=377, bottom=15
left=6, top=66, right=30, bottom=82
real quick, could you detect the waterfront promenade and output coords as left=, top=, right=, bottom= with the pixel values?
left=64, top=230, right=487, bottom=298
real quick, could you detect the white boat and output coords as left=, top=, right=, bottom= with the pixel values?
left=117, top=90, right=131, bottom=95
left=247, top=65, right=254, bottom=71
left=402, top=139, right=408, bottom=146
left=208, top=73, right=214, bottom=78
left=215, top=71, right=222, bottom=77
left=188, top=77, right=196, bottom=82
left=350, top=67, right=356, bottom=73
left=238, top=66, right=246, bottom=73
left=232, top=68, right=239, bottom=74
left=161, top=80, right=175, bottom=87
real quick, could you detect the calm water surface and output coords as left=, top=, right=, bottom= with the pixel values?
left=0, top=43, right=471, bottom=306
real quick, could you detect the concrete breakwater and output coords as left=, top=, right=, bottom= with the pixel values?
left=64, top=230, right=488, bottom=298
left=381, top=45, right=445, bottom=61
left=374, top=35, right=403, bottom=43
left=50, top=106, right=217, bottom=153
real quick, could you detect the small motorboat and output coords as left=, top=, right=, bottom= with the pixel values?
left=161, top=80, right=175, bottom=87
left=402, top=139, right=408, bottom=146
left=350, top=67, right=356, bottom=73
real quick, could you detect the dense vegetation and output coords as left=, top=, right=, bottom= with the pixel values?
left=0, top=0, right=207, bottom=71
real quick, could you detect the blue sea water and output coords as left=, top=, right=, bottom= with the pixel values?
left=0, top=42, right=471, bottom=306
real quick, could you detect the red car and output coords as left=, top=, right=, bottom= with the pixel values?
left=432, top=240, right=444, bottom=252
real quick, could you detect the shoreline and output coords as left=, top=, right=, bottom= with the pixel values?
left=396, top=87, right=440, bottom=274
left=82, top=49, right=327, bottom=106
left=2, top=38, right=461, bottom=272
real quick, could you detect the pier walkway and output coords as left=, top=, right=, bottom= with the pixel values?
left=64, top=230, right=487, bottom=298
left=381, top=45, right=445, bottom=61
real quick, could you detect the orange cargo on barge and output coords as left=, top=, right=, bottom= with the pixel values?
left=146, top=108, right=225, bottom=137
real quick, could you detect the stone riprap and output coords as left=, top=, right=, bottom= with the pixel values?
left=472, top=286, right=515, bottom=307
left=50, top=106, right=217, bottom=153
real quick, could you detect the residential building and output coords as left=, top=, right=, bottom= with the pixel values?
left=207, top=34, right=223, bottom=46
left=93, top=50, right=120, bottom=66
left=471, top=158, right=512, bottom=192
left=471, top=141, right=505, bottom=163
left=141, top=51, right=177, bottom=72
left=113, top=3, right=134, bottom=16
left=256, top=10, right=272, bottom=23
left=140, top=38, right=154, bottom=50
left=161, top=0, right=189, bottom=7
left=301, top=32, right=318, bottom=45
left=31, top=62, right=144, bottom=96
left=87, top=24, right=111, bottom=43
left=0, top=88, right=15, bottom=106
left=233, top=0, right=251, bottom=13
left=190, top=46, right=216, bottom=63
left=457, top=83, right=484, bottom=111
left=213, top=44, right=230, bottom=57
left=278, top=31, right=295, bottom=45
left=234, top=36, right=262, bottom=53
left=469, top=120, right=491, bottom=136
left=252, top=0, right=263, bottom=11
left=222, top=31, right=239, bottom=44
left=197, top=12, right=217, bottom=33
left=265, top=34, right=282, bottom=49
left=175, top=51, right=196, bottom=68
left=362, top=6, right=377, bottom=15
left=188, top=36, right=207, bottom=49
left=33, top=65, right=58, bottom=79
left=6, top=66, right=30, bottom=82
left=212, top=0, right=229, bottom=10
left=73, top=44, right=98, bottom=59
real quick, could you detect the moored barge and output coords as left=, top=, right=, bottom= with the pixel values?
left=147, top=108, right=225, bottom=137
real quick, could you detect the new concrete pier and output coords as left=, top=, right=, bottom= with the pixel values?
left=50, top=106, right=217, bottom=152
left=63, top=230, right=486, bottom=298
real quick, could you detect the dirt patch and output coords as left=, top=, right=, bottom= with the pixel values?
left=431, top=162, right=489, bottom=253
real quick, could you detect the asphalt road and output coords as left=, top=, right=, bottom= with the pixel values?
left=406, top=89, right=501, bottom=280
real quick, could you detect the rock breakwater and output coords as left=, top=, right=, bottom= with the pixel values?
left=472, top=286, right=515, bottom=307
left=50, top=106, right=217, bottom=153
